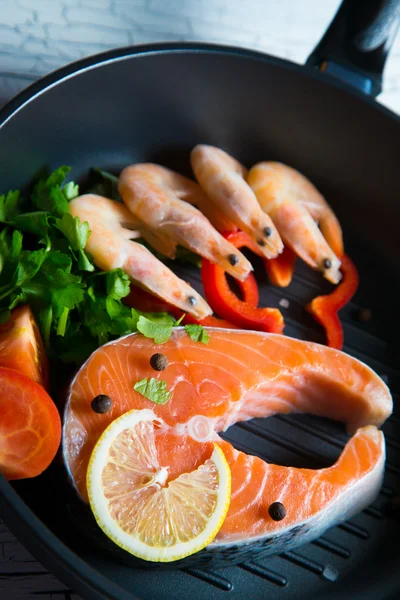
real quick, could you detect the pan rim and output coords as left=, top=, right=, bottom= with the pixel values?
left=0, top=41, right=400, bottom=130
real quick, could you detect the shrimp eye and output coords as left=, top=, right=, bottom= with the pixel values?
left=257, top=239, right=266, bottom=247
left=264, top=227, right=272, bottom=237
left=188, top=296, right=197, bottom=306
left=228, top=254, right=239, bottom=266
left=323, top=258, right=332, bottom=269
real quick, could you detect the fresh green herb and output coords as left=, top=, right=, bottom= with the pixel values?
left=31, top=166, right=72, bottom=216
left=174, top=313, right=185, bottom=326
left=55, top=213, right=91, bottom=251
left=62, top=181, right=79, bottom=201
left=137, top=315, right=175, bottom=344
left=11, top=230, right=23, bottom=260
left=0, top=166, right=184, bottom=365
left=0, top=190, right=20, bottom=222
left=185, top=324, right=210, bottom=344
left=77, top=249, right=95, bottom=272
left=133, top=377, right=171, bottom=405
left=106, top=269, right=130, bottom=300
left=11, top=212, right=50, bottom=236
left=40, top=306, right=53, bottom=347
left=56, top=307, right=70, bottom=337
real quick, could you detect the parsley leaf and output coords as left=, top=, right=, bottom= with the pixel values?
left=11, top=230, right=23, bottom=260
left=13, top=249, right=48, bottom=286
left=31, top=167, right=72, bottom=217
left=0, top=190, right=20, bottom=222
left=45, top=166, right=72, bottom=189
left=41, top=250, right=72, bottom=274
left=62, top=181, right=79, bottom=201
left=56, top=213, right=91, bottom=251
left=137, top=315, right=176, bottom=343
left=185, top=324, right=210, bottom=344
left=106, top=269, right=130, bottom=300
left=77, top=249, right=95, bottom=272
left=137, top=312, right=176, bottom=325
left=133, top=377, right=171, bottom=404
left=11, top=212, right=49, bottom=236
left=48, top=269, right=85, bottom=317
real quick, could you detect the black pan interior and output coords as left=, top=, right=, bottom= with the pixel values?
left=0, top=46, right=399, bottom=599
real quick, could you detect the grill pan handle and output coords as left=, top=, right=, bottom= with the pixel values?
left=306, top=0, right=400, bottom=97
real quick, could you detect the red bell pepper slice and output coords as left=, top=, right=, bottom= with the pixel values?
left=306, top=254, right=359, bottom=350
left=223, top=230, right=296, bottom=289
left=220, top=231, right=260, bottom=306
left=264, top=245, right=297, bottom=288
left=201, top=259, right=284, bottom=333
left=201, top=231, right=284, bottom=334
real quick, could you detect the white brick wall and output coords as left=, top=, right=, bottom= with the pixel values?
left=0, top=0, right=399, bottom=113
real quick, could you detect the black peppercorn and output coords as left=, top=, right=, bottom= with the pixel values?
left=91, top=394, right=112, bottom=414
left=150, top=353, right=168, bottom=371
left=268, top=501, right=286, bottom=521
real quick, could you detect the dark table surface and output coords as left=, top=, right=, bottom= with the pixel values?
left=0, top=517, right=83, bottom=600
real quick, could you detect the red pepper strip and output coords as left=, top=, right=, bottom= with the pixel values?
left=222, top=230, right=261, bottom=257
left=306, top=254, right=359, bottom=350
left=221, top=231, right=260, bottom=306
left=125, top=287, right=238, bottom=329
left=202, top=249, right=284, bottom=335
left=202, top=230, right=284, bottom=333
left=264, top=245, right=297, bottom=288
left=223, top=230, right=296, bottom=290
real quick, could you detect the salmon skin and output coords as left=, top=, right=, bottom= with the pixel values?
left=63, top=328, right=391, bottom=554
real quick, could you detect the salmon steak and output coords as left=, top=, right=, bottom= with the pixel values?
left=63, top=328, right=392, bottom=554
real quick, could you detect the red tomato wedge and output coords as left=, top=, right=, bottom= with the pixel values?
left=0, top=305, right=49, bottom=388
left=0, top=367, right=61, bottom=480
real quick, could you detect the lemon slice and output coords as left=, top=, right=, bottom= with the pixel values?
left=86, top=408, right=231, bottom=562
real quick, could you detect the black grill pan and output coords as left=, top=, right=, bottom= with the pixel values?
left=1, top=1, right=400, bottom=598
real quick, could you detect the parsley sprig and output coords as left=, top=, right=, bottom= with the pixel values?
left=0, top=167, right=190, bottom=364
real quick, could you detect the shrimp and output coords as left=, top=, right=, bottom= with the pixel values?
left=118, top=163, right=253, bottom=281
left=247, top=162, right=343, bottom=284
left=190, top=145, right=283, bottom=259
left=69, top=194, right=212, bottom=319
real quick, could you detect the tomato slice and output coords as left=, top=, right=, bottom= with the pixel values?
left=0, top=367, right=61, bottom=480
left=0, top=305, right=48, bottom=388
